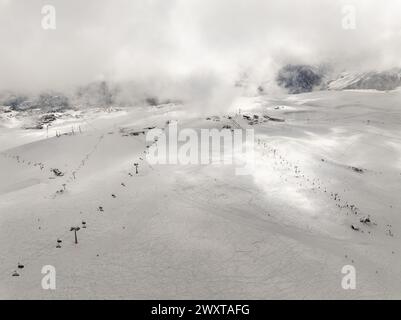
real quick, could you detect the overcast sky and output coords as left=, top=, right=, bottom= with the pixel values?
left=1, top=0, right=401, bottom=93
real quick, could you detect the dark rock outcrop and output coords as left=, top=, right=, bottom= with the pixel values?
left=276, top=64, right=323, bottom=94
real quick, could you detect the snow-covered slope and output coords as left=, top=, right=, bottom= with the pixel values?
left=0, top=91, right=401, bottom=299
left=273, top=66, right=401, bottom=93
left=328, top=69, right=401, bottom=91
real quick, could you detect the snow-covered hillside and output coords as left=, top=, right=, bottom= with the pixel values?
left=328, top=69, right=401, bottom=91
left=274, top=66, right=401, bottom=94
left=0, top=90, right=401, bottom=299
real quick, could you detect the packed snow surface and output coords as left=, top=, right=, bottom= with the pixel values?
left=1, top=90, right=400, bottom=299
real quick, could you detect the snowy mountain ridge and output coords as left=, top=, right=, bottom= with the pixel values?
left=275, top=65, right=401, bottom=94
left=327, top=69, right=401, bottom=91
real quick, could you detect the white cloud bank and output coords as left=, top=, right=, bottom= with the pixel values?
left=0, top=0, right=400, bottom=100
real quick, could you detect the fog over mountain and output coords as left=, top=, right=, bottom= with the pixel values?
left=1, top=0, right=401, bottom=105
left=2, top=1, right=401, bottom=301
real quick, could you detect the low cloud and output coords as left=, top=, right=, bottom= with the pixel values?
left=1, top=0, right=401, bottom=108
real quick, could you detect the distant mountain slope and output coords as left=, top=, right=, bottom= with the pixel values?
left=0, top=92, right=70, bottom=112
left=328, top=69, right=401, bottom=91
left=275, top=65, right=401, bottom=94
